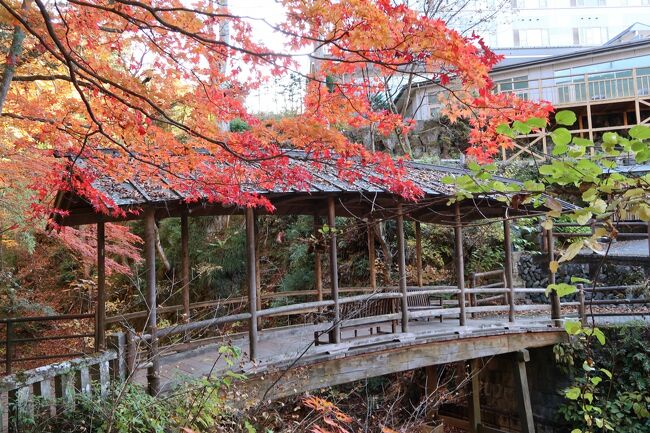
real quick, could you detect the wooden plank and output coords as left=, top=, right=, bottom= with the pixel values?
left=96, top=221, right=106, bottom=350
left=503, top=220, right=515, bottom=323
left=144, top=208, right=160, bottom=395
left=241, top=330, right=565, bottom=402
left=397, top=205, right=409, bottom=333
left=469, top=358, right=482, bottom=433
left=328, top=196, right=341, bottom=344
left=512, top=350, right=535, bottom=433
left=454, top=204, right=467, bottom=325
left=246, top=207, right=259, bottom=361
left=181, top=213, right=190, bottom=324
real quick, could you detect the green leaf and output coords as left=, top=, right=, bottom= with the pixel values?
left=556, top=110, right=577, bottom=126
left=573, top=137, right=593, bottom=147
left=496, top=123, right=515, bottom=138
left=564, top=320, right=582, bottom=335
left=551, top=128, right=572, bottom=146
left=591, top=376, right=602, bottom=386
left=571, top=429, right=582, bottom=433
left=513, top=120, right=532, bottom=134
left=546, top=283, right=577, bottom=297
left=525, top=117, right=547, bottom=128
left=565, top=387, right=581, bottom=400
left=552, top=142, right=569, bottom=156
left=602, top=132, right=618, bottom=145
left=593, top=328, right=606, bottom=345
left=629, top=124, right=650, bottom=139
left=571, top=276, right=591, bottom=284
left=600, top=368, right=613, bottom=379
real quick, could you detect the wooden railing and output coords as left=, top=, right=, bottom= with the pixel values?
left=577, top=284, right=649, bottom=322
left=0, top=333, right=125, bottom=433
left=495, top=67, right=650, bottom=107
left=0, top=313, right=96, bottom=375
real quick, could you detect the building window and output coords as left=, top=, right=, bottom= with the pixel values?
left=571, top=0, right=606, bottom=5
left=514, top=29, right=549, bottom=47
left=579, top=27, right=608, bottom=45
left=512, top=0, right=548, bottom=8
left=496, top=76, right=529, bottom=99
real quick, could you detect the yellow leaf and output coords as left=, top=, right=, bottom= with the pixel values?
left=549, top=260, right=559, bottom=273
left=559, top=241, right=585, bottom=263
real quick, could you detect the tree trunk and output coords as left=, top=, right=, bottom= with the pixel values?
left=0, top=0, right=32, bottom=112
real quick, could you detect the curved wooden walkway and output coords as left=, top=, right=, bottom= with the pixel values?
left=137, top=317, right=566, bottom=401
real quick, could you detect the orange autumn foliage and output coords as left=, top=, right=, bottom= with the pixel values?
left=0, top=0, right=550, bottom=228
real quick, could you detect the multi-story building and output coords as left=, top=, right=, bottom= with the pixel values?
left=395, top=26, right=650, bottom=162
left=459, top=0, right=650, bottom=49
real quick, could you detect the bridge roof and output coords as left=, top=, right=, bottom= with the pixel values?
left=53, top=152, right=572, bottom=226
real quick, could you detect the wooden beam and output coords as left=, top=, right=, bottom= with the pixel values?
left=503, top=220, right=515, bottom=323
left=512, top=350, right=535, bottom=433
left=396, top=204, right=409, bottom=333
left=468, top=358, right=482, bottom=433
left=255, top=214, right=262, bottom=331
left=547, top=227, right=561, bottom=326
left=415, top=221, right=423, bottom=287
left=241, top=330, right=565, bottom=402
left=96, top=222, right=106, bottom=351
left=327, top=196, right=340, bottom=344
left=314, top=215, right=323, bottom=303
left=368, top=219, right=377, bottom=290
left=454, top=203, right=467, bottom=326
left=144, top=209, right=160, bottom=395
left=180, top=213, right=190, bottom=325
left=246, top=207, right=259, bottom=361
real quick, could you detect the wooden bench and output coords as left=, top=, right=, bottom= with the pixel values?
left=314, top=298, right=398, bottom=345
left=407, top=291, right=446, bottom=322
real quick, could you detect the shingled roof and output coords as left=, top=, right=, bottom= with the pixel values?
left=53, top=152, right=566, bottom=227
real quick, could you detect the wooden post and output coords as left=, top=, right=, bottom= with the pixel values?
left=415, top=221, right=423, bottom=287
left=396, top=204, right=409, bottom=333
left=327, top=196, right=340, bottom=344
left=468, top=358, right=482, bottom=433
left=255, top=215, right=262, bottom=331
left=314, top=215, right=323, bottom=303
left=503, top=219, right=515, bottom=323
left=454, top=203, right=467, bottom=326
left=144, top=209, right=160, bottom=395
left=245, top=207, right=259, bottom=361
left=96, top=221, right=106, bottom=351
left=577, top=284, right=586, bottom=325
left=512, top=350, right=535, bottom=433
left=547, top=228, right=561, bottom=326
left=5, top=321, right=12, bottom=375
left=368, top=219, right=377, bottom=290
left=180, top=213, right=190, bottom=325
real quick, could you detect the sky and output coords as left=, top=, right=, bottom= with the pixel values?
left=229, top=0, right=310, bottom=114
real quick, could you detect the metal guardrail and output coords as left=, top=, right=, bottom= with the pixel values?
left=0, top=313, right=95, bottom=375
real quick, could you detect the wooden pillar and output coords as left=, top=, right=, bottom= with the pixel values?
left=314, top=215, right=323, bottom=303
left=468, top=358, right=482, bottom=433
left=327, top=196, right=340, bottom=344
left=547, top=227, right=561, bottom=326
left=367, top=219, right=377, bottom=290
left=454, top=203, right=467, bottom=326
left=415, top=221, right=423, bottom=287
left=255, top=215, right=262, bottom=330
left=180, top=213, right=190, bottom=325
left=144, top=209, right=160, bottom=395
left=96, top=221, right=106, bottom=351
left=396, top=204, right=409, bottom=333
left=503, top=219, right=515, bottom=323
left=512, top=350, right=535, bottom=433
left=245, top=207, right=259, bottom=361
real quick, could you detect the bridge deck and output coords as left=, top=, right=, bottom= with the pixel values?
left=135, top=316, right=566, bottom=399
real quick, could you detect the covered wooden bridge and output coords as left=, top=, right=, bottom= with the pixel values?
left=50, top=154, right=572, bottom=415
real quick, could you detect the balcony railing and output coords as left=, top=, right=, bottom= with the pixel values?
left=495, top=67, right=650, bottom=107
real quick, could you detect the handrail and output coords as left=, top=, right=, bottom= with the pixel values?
left=0, top=313, right=95, bottom=374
